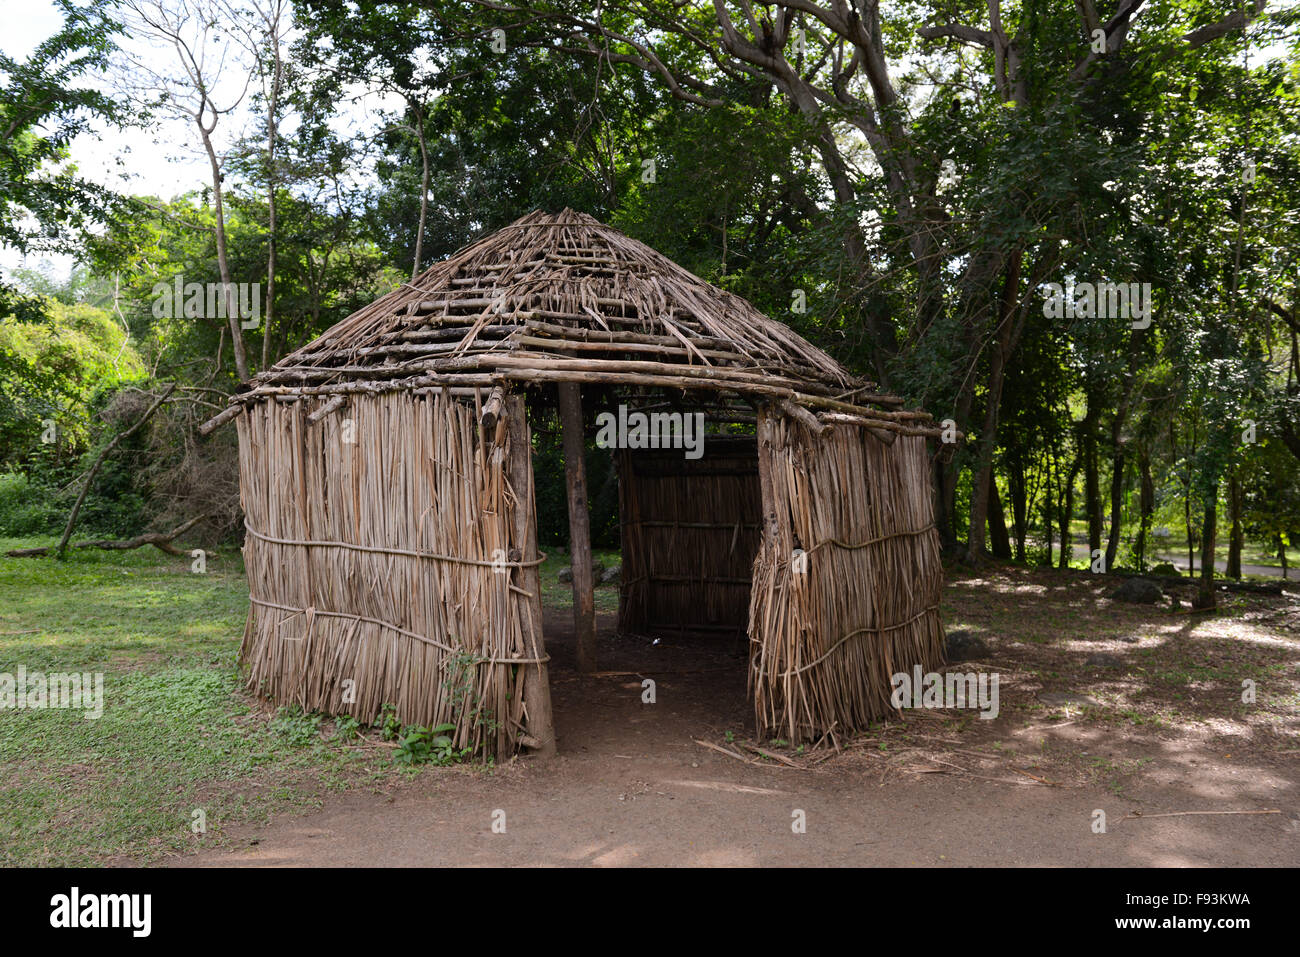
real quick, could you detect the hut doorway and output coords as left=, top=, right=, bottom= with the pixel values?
left=614, top=436, right=761, bottom=646
left=548, top=381, right=763, bottom=675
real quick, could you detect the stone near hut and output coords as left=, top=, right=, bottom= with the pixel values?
left=599, top=564, right=622, bottom=586
left=946, top=629, right=988, bottom=661
left=1038, top=691, right=1100, bottom=709
left=1109, top=577, right=1163, bottom=604
left=1084, top=652, right=1124, bottom=669
left=560, top=563, right=611, bottom=585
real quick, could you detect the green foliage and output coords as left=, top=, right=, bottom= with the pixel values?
left=331, top=715, right=361, bottom=742
left=1240, top=438, right=1300, bottom=555
left=6, top=0, right=1300, bottom=571
left=0, top=297, right=144, bottom=464
left=392, top=722, right=470, bottom=767
left=271, top=705, right=324, bottom=747
left=0, top=0, right=123, bottom=309
left=377, top=703, right=401, bottom=741
left=0, top=472, right=64, bottom=536
left=529, top=409, right=620, bottom=549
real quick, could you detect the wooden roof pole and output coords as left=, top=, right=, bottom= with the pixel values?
left=558, top=381, right=597, bottom=673
left=507, top=393, right=556, bottom=756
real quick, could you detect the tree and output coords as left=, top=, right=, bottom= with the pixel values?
left=117, top=0, right=259, bottom=380
left=0, top=0, right=122, bottom=317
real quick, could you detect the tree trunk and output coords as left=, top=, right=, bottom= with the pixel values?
left=934, top=455, right=957, bottom=551
left=938, top=369, right=979, bottom=550
left=1135, top=449, right=1154, bottom=572
left=1042, top=454, right=1054, bottom=566
left=1193, top=490, right=1218, bottom=610
left=1008, top=458, right=1028, bottom=562
left=1058, top=448, right=1081, bottom=570
left=988, top=479, right=1013, bottom=560
left=200, top=128, right=249, bottom=381
left=1082, top=398, right=1102, bottom=565
left=1226, top=468, right=1243, bottom=579
left=1104, top=438, right=1126, bottom=572
left=558, top=382, right=596, bottom=673
left=260, top=9, right=283, bottom=371
left=964, top=260, right=1023, bottom=564
left=411, top=100, right=430, bottom=279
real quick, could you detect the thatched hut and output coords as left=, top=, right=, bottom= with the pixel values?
left=203, top=209, right=951, bottom=757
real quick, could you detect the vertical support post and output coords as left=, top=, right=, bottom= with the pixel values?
left=755, top=404, right=780, bottom=546
left=507, top=394, right=556, bottom=756
left=558, top=381, right=597, bottom=673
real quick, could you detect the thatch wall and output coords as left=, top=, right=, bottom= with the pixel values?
left=616, top=437, right=761, bottom=636
left=235, top=390, right=545, bottom=757
left=748, top=410, right=947, bottom=742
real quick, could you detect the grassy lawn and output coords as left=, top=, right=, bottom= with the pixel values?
left=0, top=535, right=621, bottom=865
left=0, top=538, right=412, bottom=866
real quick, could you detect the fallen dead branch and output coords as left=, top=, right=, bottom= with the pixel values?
left=6, top=514, right=213, bottom=558
left=739, top=742, right=805, bottom=768
left=1120, top=809, right=1280, bottom=822
left=693, top=738, right=759, bottom=765
left=920, top=755, right=1056, bottom=786
left=1011, top=767, right=1062, bottom=787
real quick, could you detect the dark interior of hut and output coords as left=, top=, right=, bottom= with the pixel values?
left=522, top=385, right=763, bottom=734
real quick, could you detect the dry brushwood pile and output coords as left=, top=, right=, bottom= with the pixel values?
left=206, top=209, right=954, bottom=755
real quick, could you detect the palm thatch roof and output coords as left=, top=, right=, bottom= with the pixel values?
left=202, top=209, right=943, bottom=440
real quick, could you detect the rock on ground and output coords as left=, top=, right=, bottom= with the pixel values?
left=1084, top=653, right=1124, bottom=669
left=1038, top=691, right=1100, bottom=708
left=946, top=629, right=988, bottom=661
left=1109, top=577, right=1163, bottom=604
left=558, top=563, right=609, bottom=584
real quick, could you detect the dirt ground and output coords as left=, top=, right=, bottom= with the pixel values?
left=168, top=567, right=1299, bottom=867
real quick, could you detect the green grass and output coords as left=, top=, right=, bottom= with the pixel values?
left=0, top=535, right=626, bottom=865
left=1061, top=520, right=1298, bottom=568
left=0, top=538, right=389, bottom=865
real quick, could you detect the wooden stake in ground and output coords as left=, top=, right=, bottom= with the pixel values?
left=507, top=394, right=556, bottom=756
left=558, top=381, right=597, bottom=673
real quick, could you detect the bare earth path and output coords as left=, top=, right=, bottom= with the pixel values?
left=167, top=570, right=1300, bottom=867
